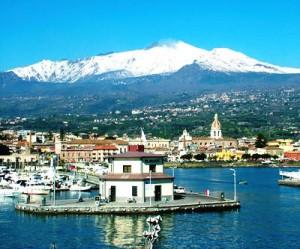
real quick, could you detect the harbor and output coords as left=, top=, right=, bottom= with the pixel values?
left=1, top=167, right=299, bottom=249
left=15, top=193, right=240, bottom=215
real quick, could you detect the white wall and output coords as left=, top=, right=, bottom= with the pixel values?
left=142, top=164, right=163, bottom=173
left=113, top=159, right=143, bottom=173
left=112, top=157, right=164, bottom=174
left=145, top=179, right=173, bottom=198
left=102, top=180, right=145, bottom=203
left=100, top=178, right=174, bottom=203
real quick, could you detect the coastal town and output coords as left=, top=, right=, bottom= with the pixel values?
left=2, top=1, right=300, bottom=248
left=1, top=113, right=300, bottom=169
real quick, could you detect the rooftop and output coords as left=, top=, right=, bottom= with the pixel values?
left=99, top=173, right=173, bottom=180
left=111, top=151, right=165, bottom=159
left=66, top=139, right=128, bottom=145
left=94, top=145, right=118, bottom=150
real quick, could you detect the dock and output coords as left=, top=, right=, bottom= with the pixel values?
left=278, top=179, right=300, bottom=187
left=15, top=193, right=240, bottom=215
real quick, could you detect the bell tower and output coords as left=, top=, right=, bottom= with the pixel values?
left=210, top=114, right=222, bottom=139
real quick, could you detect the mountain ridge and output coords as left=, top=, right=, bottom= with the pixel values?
left=8, top=41, right=300, bottom=83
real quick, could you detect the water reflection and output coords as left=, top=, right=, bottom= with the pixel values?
left=2, top=168, right=300, bottom=249
left=95, top=214, right=175, bottom=248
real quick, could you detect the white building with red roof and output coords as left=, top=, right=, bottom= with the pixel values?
left=99, top=151, right=174, bottom=203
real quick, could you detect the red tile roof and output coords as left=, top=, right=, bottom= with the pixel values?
left=67, top=139, right=128, bottom=145
left=94, top=145, right=118, bottom=150
left=111, top=151, right=164, bottom=159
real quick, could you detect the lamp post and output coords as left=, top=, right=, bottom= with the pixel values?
left=149, top=170, right=152, bottom=207
left=171, top=166, right=176, bottom=177
left=229, top=168, right=237, bottom=201
left=52, top=155, right=57, bottom=206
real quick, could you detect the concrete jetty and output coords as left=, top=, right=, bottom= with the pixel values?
left=278, top=179, right=300, bottom=187
left=15, top=193, right=240, bottom=215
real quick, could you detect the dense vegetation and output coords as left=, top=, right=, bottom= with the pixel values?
left=1, top=87, right=300, bottom=140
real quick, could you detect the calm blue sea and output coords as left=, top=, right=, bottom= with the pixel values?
left=1, top=167, right=300, bottom=249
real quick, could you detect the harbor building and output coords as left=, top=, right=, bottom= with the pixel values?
left=99, top=149, right=174, bottom=203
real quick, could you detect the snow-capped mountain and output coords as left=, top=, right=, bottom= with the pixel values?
left=9, top=41, right=300, bottom=83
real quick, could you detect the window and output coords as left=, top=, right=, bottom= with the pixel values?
left=123, top=165, right=131, bottom=173
left=132, top=186, right=137, bottom=197
left=149, top=164, right=156, bottom=173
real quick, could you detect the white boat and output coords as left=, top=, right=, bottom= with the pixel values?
left=22, top=183, right=51, bottom=195
left=279, top=169, right=300, bottom=180
left=0, top=188, right=19, bottom=197
left=11, top=180, right=51, bottom=195
left=69, top=184, right=91, bottom=191
left=0, top=178, right=11, bottom=188
left=68, top=177, right=91, bottom=191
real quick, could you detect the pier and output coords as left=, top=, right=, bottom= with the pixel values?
left=15, top=193, right=240, bottom=215
left=278, top=179, right=300, bottom=187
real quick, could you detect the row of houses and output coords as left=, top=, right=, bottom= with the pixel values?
left=2, top=114, right=300, bottom=163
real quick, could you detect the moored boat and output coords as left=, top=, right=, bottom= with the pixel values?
left=0, top=188, right=19, bottom=197
left=279, top=169, right=300, bottom=180
left=69, top=184, right=91, bottom=191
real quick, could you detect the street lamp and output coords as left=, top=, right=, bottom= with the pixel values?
left=51, top=155, right=57, bottom=206
left=229, top=168, right=237, bottom=201
left=171, top=166, right=176, bottom=177
left=149, top=170, right=152, bottom=207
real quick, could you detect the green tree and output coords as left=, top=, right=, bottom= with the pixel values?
left=181, top=154, right=193, bottom=161
left=251, top=153, right=261, bottom=161
left=255, top=133, right=267, bottom=148
left=0, top=144, right=10, bottom=155
left=194, top=153, right=207, bottom=161
left=242, top=153, right=251, bottom=160
left=60, top=128, right=65, bottom=141
left=261, top=153, right=271, bottom=159
left=48, top=131, right=53, bottom=141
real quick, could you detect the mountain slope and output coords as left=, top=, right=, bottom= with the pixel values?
left=9, top=41, right=300, bottom=83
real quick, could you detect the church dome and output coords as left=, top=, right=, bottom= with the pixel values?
left=211, top=114, right=221, bottom=130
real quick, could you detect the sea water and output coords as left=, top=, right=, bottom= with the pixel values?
left=0, top=167, right=299, bottom=249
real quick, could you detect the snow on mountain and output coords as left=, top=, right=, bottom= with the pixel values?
left=9, top=41, right=300, bottom=83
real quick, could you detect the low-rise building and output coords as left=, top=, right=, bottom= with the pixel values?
left=216, top=149, right=244, bottom=161
left=267, top=139, right=294, bottom=152
left=284, top=151, right=300, bottom=161
left=92, top=145, right=118, bottom=162
left=99, top=151, right=174, bottom=203
left=60, top=138, right=128, bottom=163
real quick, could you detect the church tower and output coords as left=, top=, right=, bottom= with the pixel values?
left=210, top=114, right=222, bottom=139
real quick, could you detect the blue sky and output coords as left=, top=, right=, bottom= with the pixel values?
left=0, top=0, right=300, bottom=71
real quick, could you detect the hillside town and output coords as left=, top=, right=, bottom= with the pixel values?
left=1, top=113, right=300, bottom=169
